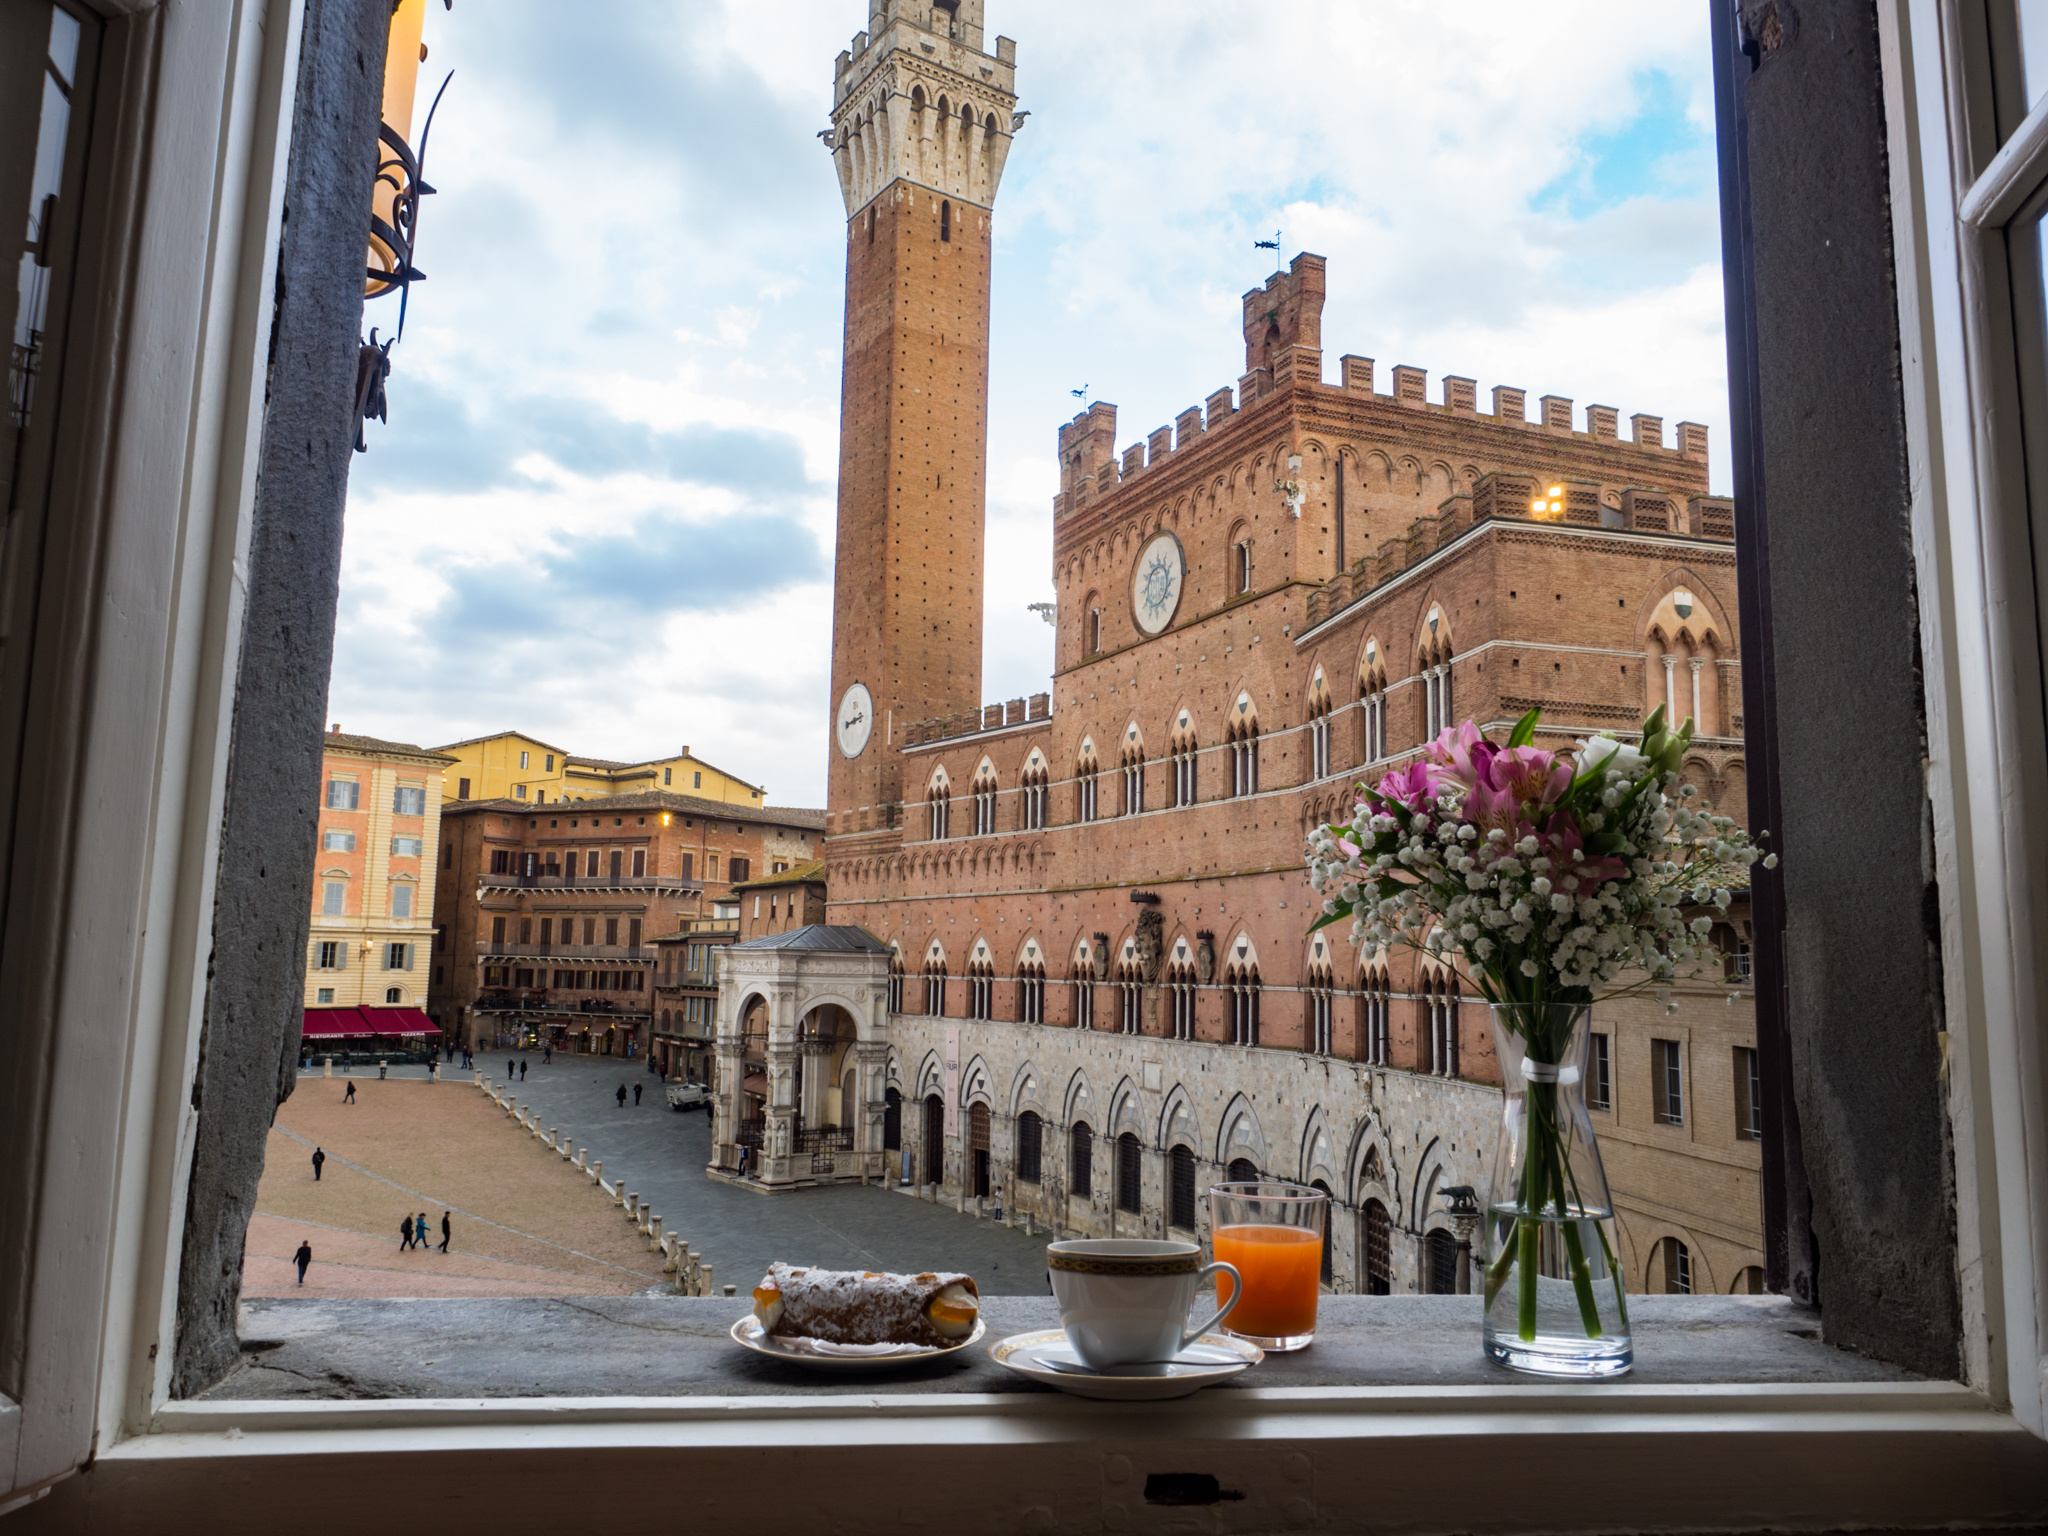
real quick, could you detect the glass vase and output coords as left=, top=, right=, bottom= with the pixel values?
left=1482, top=1003, right=1632, bottom=1377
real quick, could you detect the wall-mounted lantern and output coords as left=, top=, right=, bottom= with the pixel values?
left=354, top=0, right=453, bottom=453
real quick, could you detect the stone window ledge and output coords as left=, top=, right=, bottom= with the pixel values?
left=205, top=1293, right=1913, bottom=1401
left=86, top=1295, right=2043, bottom=1534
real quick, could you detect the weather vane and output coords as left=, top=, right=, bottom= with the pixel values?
left=1254, top=230, right=1281, bottom=271
left=1071, top=383, right=1089, bottom=406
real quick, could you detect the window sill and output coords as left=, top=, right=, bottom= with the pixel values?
left=198, top=1293, right=1916, bottom=1403
left=84, top=1297, right=2044, bottom=1532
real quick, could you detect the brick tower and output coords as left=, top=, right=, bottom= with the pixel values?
left=823, top=2, right=1021, bottom=832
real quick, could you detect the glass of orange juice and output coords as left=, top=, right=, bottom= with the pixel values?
left=1209, top=1181, right=1328, bottom=1351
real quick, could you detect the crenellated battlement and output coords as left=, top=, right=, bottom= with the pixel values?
left=1049, top=252, right=1708, bottom=526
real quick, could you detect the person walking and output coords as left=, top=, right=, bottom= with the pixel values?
left=310, top=1146, right=325, bottom=1182
left=520, top=1058, right=528, bottom=1081
left=633, top=1082, right=643, bottom=1107
left=616, top=1083, right=627, bottom=1109
left=294, top=1240, right=312, bottom=1285
left=439, top=1211, right=451, bottom=1253
left=343, top=1079, right=356, bottom=1105
left=417, top=1212, right=429, bottom=1254
left=399, top=1214, right=415, bottom=1252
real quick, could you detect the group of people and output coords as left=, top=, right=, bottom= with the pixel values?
left=400, top=1210, right=450, bottom=1253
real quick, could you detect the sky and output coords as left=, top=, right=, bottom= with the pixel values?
left=331, top=0, right=1728, bottom=809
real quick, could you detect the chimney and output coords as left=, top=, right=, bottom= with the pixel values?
left=329, top=723, right=340, bottom=735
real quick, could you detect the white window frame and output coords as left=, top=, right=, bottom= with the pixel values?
left=12, top=2, right=2048, bottom=1524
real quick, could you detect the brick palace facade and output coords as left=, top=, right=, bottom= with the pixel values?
left=722, top=0, right=1764, bottom=1297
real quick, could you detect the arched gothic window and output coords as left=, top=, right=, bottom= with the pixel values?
left=1363, top=1199, right=1392, bottom=1294
left=966, top=957, right=994, bottom=1020
left=1360, top=966, right=1391, bottom=1065
left=1116, top=952, right=1143, bottom=1035
left=1424, top=971, right=1460, bottom=1077
left=1308, top=694, right=1332, bottom=780
left=1075, top=746, right=1099, bottom=823
left=1220, top=708, right=1253, bottom=798
left=1069, top=1121, right=1094, bottom=1198
left=972, top=769, right=997, bottom=836
left=1018, top=958, right=1046, bottom=1023
left=1169, top=1145, right=1198, bottom=1230
left=927, top=778, right=951, bottom=840
left=1359, top=655, right=1388, bottom=764
left=887, top=955, right=905, bottom=1014
left=1227, top=960, right=1261, bottom=1047
left=1170, top=730, right=1197, bottom=807
left=1420, top=638, right=1455, bottom=740
left=924, top=959, right=947, bottom=1017
left=1071, top=957, right=1095, bottom=1030
left=940, top=198, right=951, bottom=241
left=1167, top=958, right=1197, bottom=1041
left=1121, top=742, right=1145, bottom=815
left=1016, top=1111, right=1042, bottom=1183
left=1306, top=961, right=1334, bottom=1056
left=1115, top=1131, right=1143, bottom=1214
left=1021, top=760, right=1049, bottom=829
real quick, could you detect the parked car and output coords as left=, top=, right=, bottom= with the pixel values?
left=666, top=1082, right=710, bottom=1112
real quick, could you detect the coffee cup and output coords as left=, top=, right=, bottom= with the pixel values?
left=1046, top=1239, right=1241, bottom=1370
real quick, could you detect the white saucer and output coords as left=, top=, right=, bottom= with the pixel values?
left=730, top=1314, right=985, bottom=1371
left=988, top=1328, right=1263, bottom=1400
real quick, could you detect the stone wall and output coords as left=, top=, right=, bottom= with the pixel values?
left=882, top=1011, right=1498, bottom=1294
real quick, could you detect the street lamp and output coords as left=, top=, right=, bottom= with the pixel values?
left=1440, top=1184, right=1483, bottom=1295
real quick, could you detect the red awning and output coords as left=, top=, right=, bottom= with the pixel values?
left=301, top=1007, right=439, bottom=1039
left=356, top=1006, right=439, bottom=1035
left=742, top=1072, right=768, bottom=1098
left=301, top=1007, right=369, bottom=1039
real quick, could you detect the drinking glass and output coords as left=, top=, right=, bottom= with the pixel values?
left=1208, top=1181, right=1327, bottom=1351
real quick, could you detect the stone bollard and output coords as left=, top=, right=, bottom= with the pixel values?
left=323, top=1057, right=332, bottom=1078
left=560, top=1137, right=572, bottom=1160
left=576, top=1150, right=588, bottom=1173
left=625, top=1192, right=638, bottom=1219
left=661, top=1235, right=677, bottom=1274
left=591, top=1159, right=602, bottom=1186
left=648, top=1216, right=663, bottom=1252
left=667, top=1239, right=686, bottom=1276
left=1023, top=1212, right=1035, bottom=1237
left=719, top=1281, right=733, bottom=1298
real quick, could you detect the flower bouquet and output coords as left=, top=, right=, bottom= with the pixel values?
left=1305, top=706, right=1773, bottom=1375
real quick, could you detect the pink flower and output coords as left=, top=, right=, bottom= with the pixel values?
left=1462, top=779, right=1528, bottom=842
left=1486, top=746, right=1574, bottom=810
left=1424, top=720, right=1496, bottom=788
left=1376, top=759, right=1441, bottom=811
left=1336, top=838, right=1361, bottom=860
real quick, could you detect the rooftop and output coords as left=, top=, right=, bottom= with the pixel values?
left=322, top=731, right=459, bottom=763
left=729, top=860, right=826, bottom=893
left=732, top=923, right=888, bottom=954
left=427, top=728, right=572, bottom=755
left=442, top=792, right=824, bottom=831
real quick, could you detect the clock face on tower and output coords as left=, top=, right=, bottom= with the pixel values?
left=836, top=682, right=875, bottom=759
left=1130, top=532, right=1186, bottom=636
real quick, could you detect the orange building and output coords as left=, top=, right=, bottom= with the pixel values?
left=302, top=730, right=456, bottom=1029
left=428, top=794, right=823, bottom=1063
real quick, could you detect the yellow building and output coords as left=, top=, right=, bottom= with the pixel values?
left=302, top=730, right=454, bottom=1012
left=428, top=731, right=766, bottom=808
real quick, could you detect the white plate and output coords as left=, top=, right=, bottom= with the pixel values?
left=729, top=1314, right=985, bottom=1371
left=988, top=1328, right=1263, bottom=1400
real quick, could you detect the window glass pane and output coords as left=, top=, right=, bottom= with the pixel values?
left=2019, top=0, right=2048, bottom=113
